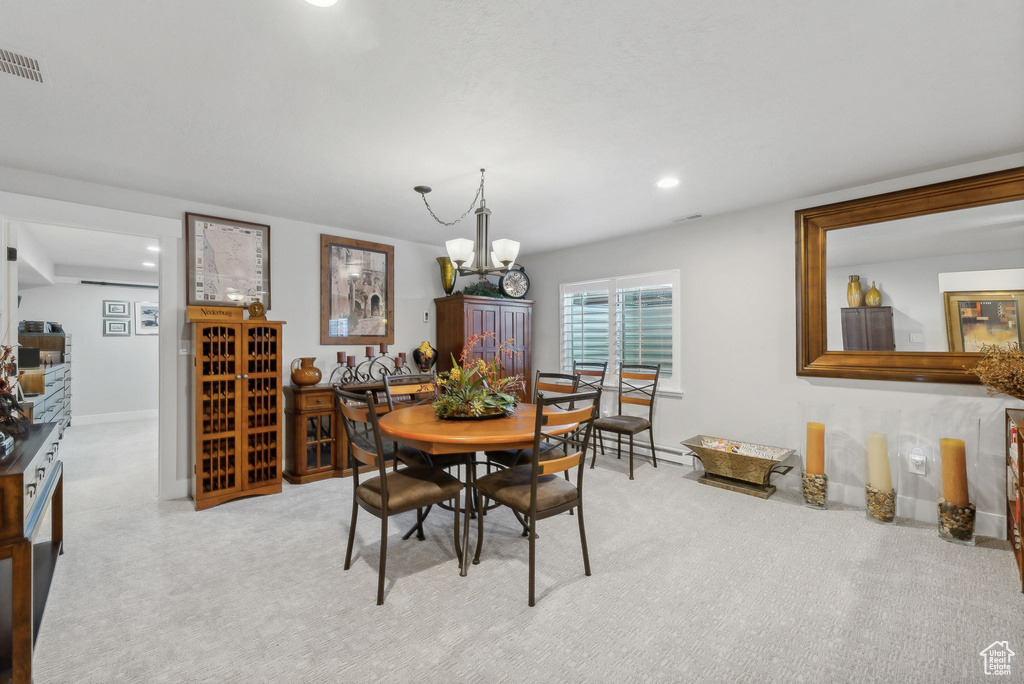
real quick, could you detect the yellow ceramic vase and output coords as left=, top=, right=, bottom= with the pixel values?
left=436, top=257, right=457, bottom=295
left=847, top=275, right=863, bottom=307
left=865, top=281, right=882, bottom=307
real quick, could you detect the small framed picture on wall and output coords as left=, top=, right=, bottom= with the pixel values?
left=103, top=300, right=130, bottom=318
left=134, top=302, right=159, bottom=335
left=103, top=319, right=130, bottom=337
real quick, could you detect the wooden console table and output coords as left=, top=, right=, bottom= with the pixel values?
left=0, top=423, right=63, bottom=683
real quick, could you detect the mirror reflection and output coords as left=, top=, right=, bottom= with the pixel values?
left=826, top=200, right=1024, bottom=352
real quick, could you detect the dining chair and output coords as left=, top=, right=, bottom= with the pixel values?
left=473, top=389, right=600, bottom=606
left=484, top=370, right=580, bottom=469
left=590, top=363, right=660, bottom=480
left=384, top=372, right=471, bottom=541
left=336, top=388, right=465, bottom=605
left=573, top=361, right=607, bottom=461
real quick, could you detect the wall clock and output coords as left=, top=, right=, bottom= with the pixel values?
left=499, top=266, right=530, bottom=299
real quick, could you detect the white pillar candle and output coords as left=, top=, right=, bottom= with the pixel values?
left=866, top=431, right=892, bottom=492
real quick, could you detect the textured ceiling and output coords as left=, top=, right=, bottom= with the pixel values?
left=0, top=0, right=1022, bottom=255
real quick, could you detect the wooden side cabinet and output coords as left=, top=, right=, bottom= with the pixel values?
left=434, top=295, right=533, bottom=398
left=189, top=316, right=285, bottom=510
left=283, top=383, right=379, bottom=484
left=284, top=385, right=338, bottom=484
left=840, top=306, right=895, bottom=351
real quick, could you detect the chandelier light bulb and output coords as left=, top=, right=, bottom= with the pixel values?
left=446, top=238, right=475, bottom=266
left=491, top=238, right=520, bottom=267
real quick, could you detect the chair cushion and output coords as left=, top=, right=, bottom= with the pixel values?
left=356, top=466, right=463, bottom=514
left=594, top=415, right=651, bottom=434
left=393, top=448, right=468, bottom=469
left=485, top=444, right=564, bottom=469
left=474, top=464, right=578, bottom=514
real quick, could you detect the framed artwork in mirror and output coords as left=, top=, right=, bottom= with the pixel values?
left=185, top=213, right=271, bottom=308
left=103, top=300, right=130, bottom=318
left=134, top=302, right=160, bottom=336
left=943, top=291, right=1023, bottom=353
left=319, top=234, right=395, bottom=345
left=796, top=165, right=1024, bottom=383
left=103, top=319, right=130, bottom=337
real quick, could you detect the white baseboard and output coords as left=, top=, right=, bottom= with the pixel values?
left=73, top=409, right=159, bottom=426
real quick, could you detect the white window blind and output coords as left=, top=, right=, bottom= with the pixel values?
left=560, top=270, right=680, bottom=388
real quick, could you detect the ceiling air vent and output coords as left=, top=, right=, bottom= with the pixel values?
left=671, top=213, right=703, bottom=223
left=0, top=49, right=44, bottom=83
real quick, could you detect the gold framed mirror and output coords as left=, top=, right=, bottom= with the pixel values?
left=796, top=166, right=1024, bottom=383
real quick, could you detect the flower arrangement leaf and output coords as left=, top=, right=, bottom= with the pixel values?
left=972, top=343, right=1024, bottom=402
left=433, top=333, right=524, bottom=419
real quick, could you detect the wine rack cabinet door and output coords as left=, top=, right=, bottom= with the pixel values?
left=242, top=323, right=282, bottom=489
left=194, top=323, right=243, bottom=497
left=304, top=414, right=335, bottom=472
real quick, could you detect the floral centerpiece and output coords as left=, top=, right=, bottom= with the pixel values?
left=972, top=343, right=1024, bottom=401
left=0, top=345, right=28, bottom=434
left=433, top=333, right=524, bottom=420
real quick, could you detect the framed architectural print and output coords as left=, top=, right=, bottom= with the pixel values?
left=103, top=300, right=130, bottom=318
left=103, top=319, right=130, bottom=337
left=944, top=291, right=1024, bottom=352
left=320, top=234, right=395, bottom=345
left=134, top=302, right=159, bottom=335
left=186, top=213, right=271, bottom=308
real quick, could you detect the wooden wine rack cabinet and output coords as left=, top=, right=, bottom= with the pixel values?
left=189, top=315, right=285, bottom=510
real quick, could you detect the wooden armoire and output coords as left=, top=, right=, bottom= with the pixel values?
left=434, top=295, right=533, bottom=399
left=188, top=308, right=285, bottom=510
left=840, top=306, right=895, bottom=351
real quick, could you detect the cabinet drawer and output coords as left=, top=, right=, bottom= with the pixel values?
left=294, top=392, right=334, bottom=412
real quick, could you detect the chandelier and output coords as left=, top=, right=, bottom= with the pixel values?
left=413, top=168, right=520, bottom=277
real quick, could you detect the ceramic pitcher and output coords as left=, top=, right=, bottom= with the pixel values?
left=290, top=357, right=322, bottom=386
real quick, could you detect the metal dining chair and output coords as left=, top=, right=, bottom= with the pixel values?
left=473, top=388, right=601, bottom=606
left=485, top=370, right=580, bottom=469
left=336, top=388, right=465, bottom=605
left=590, top=363, right=660, bottom=480
left=384, top=372, right=471, bottom=541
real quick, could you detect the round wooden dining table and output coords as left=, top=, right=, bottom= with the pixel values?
left=377, top=403, right=562, bottom=576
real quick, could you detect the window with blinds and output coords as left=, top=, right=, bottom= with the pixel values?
left=560, top=271, right=680, bottom=386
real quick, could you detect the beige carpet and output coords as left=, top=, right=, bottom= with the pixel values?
left=31, top=419, right=1023, bottom=683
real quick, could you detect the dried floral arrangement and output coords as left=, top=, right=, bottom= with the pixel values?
left=0, top=344, right=28, bottom=434
left=433, top=332, right=523, bottom=419
left=972, top=343, right=1024, bottom=402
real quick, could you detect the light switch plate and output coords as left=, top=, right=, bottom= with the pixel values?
left=423, top=311, right=429, bottom=323
left=179, top=341, right=191, bottom=356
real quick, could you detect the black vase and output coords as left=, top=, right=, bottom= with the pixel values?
left=413, top=346, right=437, bottom=372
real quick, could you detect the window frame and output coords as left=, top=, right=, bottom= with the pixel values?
left=559, top=269, right=682, bottom=393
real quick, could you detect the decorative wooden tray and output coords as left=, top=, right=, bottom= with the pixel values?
left=681, top=435, right=796, bottom=499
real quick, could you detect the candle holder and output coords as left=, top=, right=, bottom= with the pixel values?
left=931, top=414, right=979, bottom=546
left=860, top=407, right=901, bottom=524
left=799, top=402, right=833, bottom=509
left=327, top=349, right=413, bottom=386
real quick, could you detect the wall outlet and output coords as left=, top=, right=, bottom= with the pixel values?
left=909, top=333, right=924, bottom=343
left=908, top=448, right=926, bottom=475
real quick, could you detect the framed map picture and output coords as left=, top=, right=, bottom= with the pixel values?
left=320, top=234, right=394, bottom=345
left=186, top=213, right=271, bottom=308
left=943, top=290, right=1024, bottom=352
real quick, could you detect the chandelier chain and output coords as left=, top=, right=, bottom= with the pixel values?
left=419, top=169, right=486, bottom=227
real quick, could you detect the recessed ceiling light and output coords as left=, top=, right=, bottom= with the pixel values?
left=147, top=245, right=160, bottom=252
left=142, top=262, right=156, bottom=268
left=656, top=178, right=680, bottom=189
left=305, top=0, right=338, bottom=6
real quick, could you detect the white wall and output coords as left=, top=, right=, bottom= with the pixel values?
left=0, top=166, right=446, bottom=499
left=825, top=249, right=1024, bottom=352
left=525, top=153, right=1024, bottom=537
left=18, top=283, right=159, bottom=419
